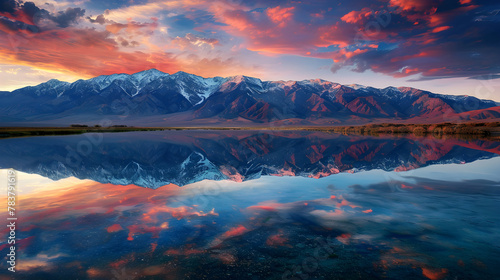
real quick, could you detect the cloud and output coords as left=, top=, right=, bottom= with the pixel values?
left=468, top=74, right=500, bottom=80
left=0, top=27, right=180, bottom=77
left=171, top=33, right=219, bottom=49
left=51, top=7, right=85, bottom=28
left=105, top=19, right=158, bottom=34
left=204, top=1, right=500, bottom=80
left=208, top=4, right=354, bottom=55
left=0, top=1, right=85, bottom=30
left=328, top=0, right=500, bottom=79
left=266, top=6, right=295, bottom=25
left=177, top=54, right=262, bottom=79
left=0, top=0, right=18, bottom=14
left=341, top=8, right=373, bottom=24
left=87, top=14, right=106, bottom=24
left=388, top=0, right=441, bottom=12
left=87, top=13, right=158, bottom=35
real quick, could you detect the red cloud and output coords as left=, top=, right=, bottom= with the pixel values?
left=222, top=225, right=248, bottom=238
left=389, top=0, right=440, bottom=12
left=107, top=224, right=124, bottom=233
left=127, top=224, right=162, bottom=241
left=332, top=48, right=369, bottom=63
left=266, top=233, right=290, bottom=247
left=431, top=26, right=451, bottom=33
left=0, top=9, right=36, bottom=26
left=341, top=8, right=373, bottom=24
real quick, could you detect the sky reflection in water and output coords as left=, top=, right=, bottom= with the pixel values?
left=0, top=132, right=499, bottom=280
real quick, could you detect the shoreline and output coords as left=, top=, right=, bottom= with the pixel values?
left=0, top=122, right=499, bottom=140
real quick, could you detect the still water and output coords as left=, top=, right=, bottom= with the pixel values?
left=0, top=131, right=499, bottom=279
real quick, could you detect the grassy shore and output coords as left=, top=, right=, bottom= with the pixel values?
left=1, top=121, right=499, bottom=139
left=319, top=122, right=500, bottom=136
left=0, top=126, right=166, bottom=138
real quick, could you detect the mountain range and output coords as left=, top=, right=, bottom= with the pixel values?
left=1, top=69, right=499, bottom=126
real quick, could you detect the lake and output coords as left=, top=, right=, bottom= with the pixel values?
left=1, top=131, right=499, bottom=279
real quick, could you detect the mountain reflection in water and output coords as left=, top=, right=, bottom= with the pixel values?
left=0, top=130, right=498, bottom=188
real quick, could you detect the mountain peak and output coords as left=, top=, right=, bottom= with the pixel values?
left=132, top=68, right=169, bottom=81
left=383, top=86, right=400, bottom=91
left=133, top=68, right=168, bottom=76
left=226, top=75, right=262, bottom=84
left=142, top=68, right=165, bottom=74
left=39, top=79, right=69, bottom=87
left=173, top=71, right=191, bottom=76
left=226, top=75, right=245, bottom=83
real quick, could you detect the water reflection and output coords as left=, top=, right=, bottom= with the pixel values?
left=0, top=131, right=499, bottom=279
left=0, top=131, right=498, bottom=188
left=1, top=161, right=499, bottom=279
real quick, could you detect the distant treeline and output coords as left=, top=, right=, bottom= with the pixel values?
left=328, top=122, right=500, bottom=136
left=0, top=122, right=498, bottom=139
left=70, top=124, right=128, bottom=128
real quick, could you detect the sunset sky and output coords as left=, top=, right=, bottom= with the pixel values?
left=0, top=0, right=499, bottom=100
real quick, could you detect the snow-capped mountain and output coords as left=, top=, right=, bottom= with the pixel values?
left=0, top=69, right=498, bottom=125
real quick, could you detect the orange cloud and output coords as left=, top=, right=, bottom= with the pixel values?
left=0, top=26, right=259, bottom=81
left=0, top=27, right=180, bottom=78
left=266, top=6, right=295, bottom=25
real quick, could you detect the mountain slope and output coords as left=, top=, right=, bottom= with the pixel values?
left=0, top=69, right=497, bottom=126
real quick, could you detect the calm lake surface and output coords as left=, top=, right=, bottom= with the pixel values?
left=1, top=131, right=499, bottom=279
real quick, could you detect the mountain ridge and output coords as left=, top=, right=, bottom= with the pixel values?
left=0, top=69, right=499, bottom=126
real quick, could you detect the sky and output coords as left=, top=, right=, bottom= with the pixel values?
left=0, top=0, right=499, bottom=100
